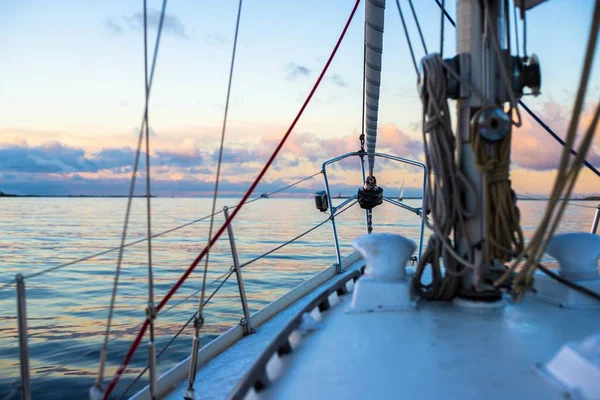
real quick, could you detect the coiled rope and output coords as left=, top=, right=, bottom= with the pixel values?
left=413, top=54, right=477, bottom=301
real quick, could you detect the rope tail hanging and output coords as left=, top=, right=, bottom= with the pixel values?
left=471, top=108, right=524, bottom=264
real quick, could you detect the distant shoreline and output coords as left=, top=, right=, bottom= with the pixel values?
left=1, top=193, right=599, bottom=201
left=0, top=194, right=157, bottom=198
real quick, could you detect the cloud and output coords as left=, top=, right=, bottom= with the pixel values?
left=0, top=141, right=96, bottom=173
left=105, top=18, right=124, bottom=35
left=214, top=147, right=255, bottom=164
left=0, top=123, right=423, bottom=196
left=155, top=149, right=202, bottom=167
left=106, top=9, right=188, bottom=39
left=284, top=63, right=311, bottom=80
left=0, top=142, right=147, bottom=174
left=512, top=100, right=600, bottom=171
left=328, top=73, right=348, bottom=88
left=203, top=33, right=226, bottom=45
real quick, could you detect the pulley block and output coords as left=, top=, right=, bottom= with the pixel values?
left=358, top=176, right=384, bottom=210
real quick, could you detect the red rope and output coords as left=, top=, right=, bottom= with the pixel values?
left=103, top=1, right=360, bottom=397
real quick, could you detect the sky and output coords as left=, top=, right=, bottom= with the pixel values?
left=0, top=0, right=599, bottom=197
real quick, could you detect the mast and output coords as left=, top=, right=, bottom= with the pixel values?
left=456, top=0, right=505, bottom=295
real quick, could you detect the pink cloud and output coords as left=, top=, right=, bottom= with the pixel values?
left=512, top=100, right=600, bottom=171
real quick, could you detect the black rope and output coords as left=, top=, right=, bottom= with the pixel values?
left=433, top=0, right=455, bottom=27
left=432, top=0, right=600, bottom=180
left=361, top=19, right=366, bottom=148
left=408, top=0, right=429, bottom=54
left=395, top=0, right=419, bottom=75
left=538, top=263, right=600, bottom=302
left=439, top=0, right=445, bottom=57
left=520, top=102, right=600, bottom=178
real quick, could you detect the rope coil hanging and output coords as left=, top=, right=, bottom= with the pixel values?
left=413, top=53, right=476, bottom=301
left=470, top=107, right=524, bottom=264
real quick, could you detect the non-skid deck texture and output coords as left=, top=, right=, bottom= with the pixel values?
left=162, top=259, right=364, bottom=400
left=261, top=292, right=600, bottom=400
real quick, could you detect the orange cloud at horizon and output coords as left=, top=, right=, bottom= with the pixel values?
left=0, top=99, right=598, bottom=197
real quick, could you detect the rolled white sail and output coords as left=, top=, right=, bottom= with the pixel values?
left=364, top=0, right=386, bottom=175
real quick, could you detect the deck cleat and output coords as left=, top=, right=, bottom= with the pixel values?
left=535, top=233, right=600, bottom=309
left=349, top=233, right=416, bottom=312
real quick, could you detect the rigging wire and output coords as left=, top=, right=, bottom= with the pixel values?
left=408, top=0, right=428, bottom=54
left=361, top=18, right=366, bottom=142
left=439, top=0, right=445, bottom=57
left=538, top=263, right=600, bottom=302
left=432, top=0, right=600, bottom=179
left=495, top=0, right=600, bottom=296
left=395, top=0, right=419, bottom=75
left=186, top=2, right=244, bottom=394
left=119, top=270, right=235, bottom=399
left=188, top=1, right=244, bottom=394
left=93, top=0, right=168, bottom=393
left=141, top=1, right=158, bottom=395
left=0, top=171, right=321, bottom=291
left=520, top=102, right=600, bottom=179
left=102, top=2, right=361, bottom=397
left=117, top=200, right=358, bottom=398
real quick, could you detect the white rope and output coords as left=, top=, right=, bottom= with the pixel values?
left=414, top=54, right=478, bottom=300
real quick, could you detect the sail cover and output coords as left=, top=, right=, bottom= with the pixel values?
left=364, top=0, right=386, bottom=174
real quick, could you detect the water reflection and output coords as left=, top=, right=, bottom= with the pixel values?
left=0, top=197, right=596, bottom=398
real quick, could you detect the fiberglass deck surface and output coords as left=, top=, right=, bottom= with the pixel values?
left=259, top=286, right=599, bottom=400
left=161, top=259, right=365, bottom=400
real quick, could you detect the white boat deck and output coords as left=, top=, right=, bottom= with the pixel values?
left=254, top=279, right=600, bottom=400
left=153, top=257, right=365, bottom=400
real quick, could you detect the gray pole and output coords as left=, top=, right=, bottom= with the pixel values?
left=591, top=204, right=600, bottom=234
left=15, top=274, right=31, bottom=400
left=456, top=0, right=504, bottom=291
left=223, top=207, right=254, bottom=335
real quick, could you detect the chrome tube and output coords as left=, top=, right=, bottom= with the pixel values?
left=321, top=165, right=343, bottom=273
left=15, top=274, right=31, bottom=400
left=360, top=154, right=370, bottom=233
left=322, top=151, right=362, bottom=168
left=418, top=165, right=427, bottom=262
left=382, top=197, right=421, bottom=215
left=223, top=206, right=253, bottom=335
left=183, top=336, right=200, bottom=400
left=591, top=204, right=600, bottom=234
left=332, top=195, right=358, bottom=214
left=320, top=151, right=428, bottom=264
left=148, top=340, right=157, bottom=399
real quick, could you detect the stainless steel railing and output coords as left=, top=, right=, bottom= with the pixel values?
left=590, top=204, right=600, bottom=234
left=321, top=151, right=427, bottom=273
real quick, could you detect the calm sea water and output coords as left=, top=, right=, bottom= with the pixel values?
left=0, top=197, right=597, bottom=399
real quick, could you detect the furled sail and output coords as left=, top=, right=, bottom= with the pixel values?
left=364, top=0, right=386, bottom=175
